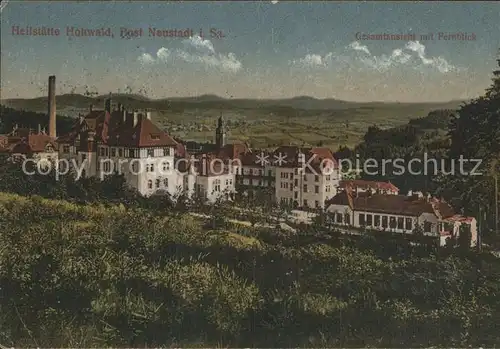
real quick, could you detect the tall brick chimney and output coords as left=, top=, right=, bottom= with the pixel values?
left=48, top=75, right=56, bottom=139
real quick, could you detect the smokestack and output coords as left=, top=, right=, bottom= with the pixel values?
left=48, top=75, right=56, bottom=139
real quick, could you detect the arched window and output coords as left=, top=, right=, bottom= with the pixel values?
left=156, top=178, right=161, bottom=188
left=164, top=178, right=169, bottom=187
left=147, top=180, right=153, bottom=189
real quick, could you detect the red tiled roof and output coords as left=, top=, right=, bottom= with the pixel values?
left=217, top=143, right=249, bottom=160
left=339, top=179, right=399, bottom=192
left=326, top=191, right=455, bottom=218
left=58, top=110, right=177, bottom=149
left=238, top=151, right=272, bottom=166
left=0, top=132, right=57, bottom=154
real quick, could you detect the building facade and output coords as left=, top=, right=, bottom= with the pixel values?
left=325, top=189, right=477, bottom=246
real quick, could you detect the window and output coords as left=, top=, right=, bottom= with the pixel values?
left=337, top=213, right=343, bottom=223
left=294, top=192, right=298, bottom=199
left=163, top=148, right=170, bottom=156
left=326, top=175, right=330, bottom=181
left=359, top=214, right=366, bottom=226
left=366, top=214, right=373, bottom=226
left=382, top=216, right=388, bottom=228
left=315, top=185, right=319, bottom=194
left=424, top=221, right=432, bottom=233
left=156, top=179, right=161, bottom=188
left=118, top=148, right=123, bottom=157
left=304, top=175, right=307, bottom=181
left=397, top=217, right=404, bottom=229
left=289, top=184, right=293, bottom=191
left=315, top=175, right=319, bottom=182
left=63, top=145, right=70, bottom=153
left=303, top=199, right=308, bottom=207
left=389, top=217, right=397, bottom=229
left=111, top=148, right=116, bottom=157
left=344, top=213, right=350, bottom=225
left=268, top=170, right=272, bottom=177
left=374, top=215, right=381, bottom=227
left=99, top=147, right=105, bottom=156
left=315, top=200, right=319, bottom=208
left=162, top=161, right=170, bottom=171
left=303, top=184, right=307, bottom=192
left=405, top=218, right=413, bottom=230
left=214, top=179, right=221, bottom=192
left=147, top=149, right=154, bottom=157
left=326, top=185, right=331, bottom=192
left=147, top=180, right=153, bottom=189
left=295, top=179, right=298, bottom=186
left=149, top=164, right=154, bottom=172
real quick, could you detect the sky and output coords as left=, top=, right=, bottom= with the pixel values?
left=1, top=1, right=499, bottom=102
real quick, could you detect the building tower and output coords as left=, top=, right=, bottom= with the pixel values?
left=48, top=75, right=56, bottom=139
left=215, top=114, right=226, bottom=148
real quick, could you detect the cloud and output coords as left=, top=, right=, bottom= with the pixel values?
left=404, top=41, right=456, bottom=73
left=349, top=41, right=370, bottom=55
left=137, top=35, right=242, bottom=73
left=183, top=35, right=215, bottom=55
left=291, top=41, right=461, bottom=74
left=347, top=40, right=460, bottom=73
left=138, top=52, right=156, bottom=65
left=290, top=53, right=333, bottom=68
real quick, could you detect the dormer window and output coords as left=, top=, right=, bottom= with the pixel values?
left=150, top=134, right=161, bottom=140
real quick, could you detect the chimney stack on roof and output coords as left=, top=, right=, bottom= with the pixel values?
left=48, top=75, right=56, bottom=139
left=89, top=104, right=93, bottom=112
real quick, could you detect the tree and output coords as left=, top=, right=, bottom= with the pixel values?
left=440, top=51, right=500, bottom=234
left=458, top=224, right=472, bottom=251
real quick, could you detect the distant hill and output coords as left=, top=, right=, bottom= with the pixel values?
left=0, top=93, right=467, bottom=114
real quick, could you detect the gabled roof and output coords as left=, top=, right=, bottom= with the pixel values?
left=113, top=117, right=177, bottom=148
left=57, top=110, right=178, bottom=148
left=8, top=133, right=57, bottom=154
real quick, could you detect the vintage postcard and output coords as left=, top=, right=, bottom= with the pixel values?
left=1, top=1, right=499, bottom=347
